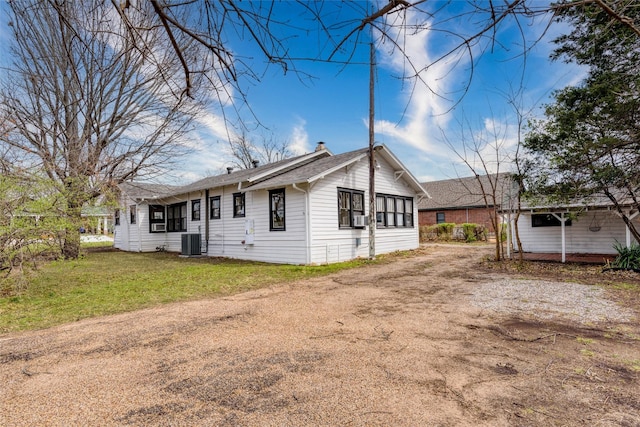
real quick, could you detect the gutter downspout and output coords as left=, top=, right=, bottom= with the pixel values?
left=205, top=189, right=209, bottom=253
left=137, top=205, right=141, bottom=252
left=292, top=183, right=311, bottom=265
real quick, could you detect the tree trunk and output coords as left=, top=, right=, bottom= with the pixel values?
left=62, top=192, right=84, bottom=260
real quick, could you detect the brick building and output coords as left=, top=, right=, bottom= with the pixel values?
left=418, top=173, right=514, bottom=229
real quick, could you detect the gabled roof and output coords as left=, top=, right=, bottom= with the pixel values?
left=120, top=145, right=428, bottom=199
left=419, top=173, right=512, bottom=210
left=246, top=148, right=369, bottom=190
left=179, top=149, right=331, bottom=194
left=119, top=182, right=180, bottom=200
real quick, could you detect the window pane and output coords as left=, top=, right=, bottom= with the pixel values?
left=270, top=189, right=285, bottom=230
left=376, top=196, right=385, bottom=226
left=130, top=205, right=136, bottom=224
left=405, top=212, right=413, bottom=227
left=386, top=197, right=395, bottom=211
left=192, top=200, right=201, bottom=221
left=210, top=196, right=220, bottom=219
left=338, top=191, right=350, bottom=227
left=234, top=193, right=245, bottom=217
left=405, top=198, right=412, bottom=213
left=352, top=193, right=363, bottom=211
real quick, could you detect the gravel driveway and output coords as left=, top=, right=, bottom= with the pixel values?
left=1, top=244, right=638, bottom=426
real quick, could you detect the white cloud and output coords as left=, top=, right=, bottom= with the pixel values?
left=288, top=117, right=310, bottom=155
left=372, top=9, right=464, bottom=154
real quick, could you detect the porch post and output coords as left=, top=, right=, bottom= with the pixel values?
left=552, top=212, right=567, bottom=263
left=560, top=213, right=566, bottom=263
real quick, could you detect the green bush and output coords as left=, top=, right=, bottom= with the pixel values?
left=612, top=241, right=640, bottom=270
left=462, top=226, right=478, bottom=243
left=435, top=222, right=455, bottom=241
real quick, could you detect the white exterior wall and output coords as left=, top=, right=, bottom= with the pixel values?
left=308, top=160, right=370, bottom=264
left=514, top=211, right=640, bottom=254
left=115, top=152, right=420, bottom=264
left=308, top=156, right=419, bottom=264
left=207, top=184, right=308, bottom=264
left=372, top=155, right=421, bottom=256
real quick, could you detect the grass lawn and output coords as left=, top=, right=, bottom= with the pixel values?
left=0, top=249, right=371, bottom=334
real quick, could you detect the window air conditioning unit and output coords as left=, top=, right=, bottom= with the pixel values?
left=353, top=215, right=368, bottom=228
left=151, top=223, right=166, bottom=232
left=181, top=233, right=201, bottom=256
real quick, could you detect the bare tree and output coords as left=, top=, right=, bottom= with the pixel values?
left=445, top=112, right=514, bottom=261
left=1, top=1, right=201, bottom=259
left=228, top=130, right=292, bottom=170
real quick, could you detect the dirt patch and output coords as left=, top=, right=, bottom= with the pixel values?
left=0, top=243, right=638, bottom=426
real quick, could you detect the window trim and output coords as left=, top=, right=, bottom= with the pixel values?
left=338, top=188, right=365, bottom=229
left=233, top=193, right=245, bottom=218
left=210, top=196, right=221, bottom=220
left=436, top=212, right=445, bottom=224
left=191, top=199, right=201, bottom=221
left=269, top=188, right=286, bottom=231
left=167, top=202, right=187, bottom=232
left=376, top=193, right=415, bottom=228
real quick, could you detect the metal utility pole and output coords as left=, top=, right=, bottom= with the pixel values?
left=368, top=41, right=376, bottom=259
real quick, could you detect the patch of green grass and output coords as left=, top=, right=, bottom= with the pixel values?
left=576, top=337, right=595, bottom=345
left=627, top=360, right=640, bottom=372
left=580, top=349, right=595, bottom=357
left=0, top=251, right=370, bottom=333
left=80, top=240, right=114, bottom=249
left=609, top=282, right=639, bottom=291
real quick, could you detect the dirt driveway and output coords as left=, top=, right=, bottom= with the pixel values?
left=1, top=244, right=639, bottom=426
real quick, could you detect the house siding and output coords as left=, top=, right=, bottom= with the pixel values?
left=308, top=156, right=419, bottom=264
left=514, top=211, right=640, bottom=254
left=207, top=185, right=308, bottom=264
left=114, top=145, right=423, bottom=265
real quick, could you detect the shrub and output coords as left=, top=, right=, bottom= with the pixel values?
left=612, top=241, right=640, bottom=270
left=435, top=222, right=455, bottom=241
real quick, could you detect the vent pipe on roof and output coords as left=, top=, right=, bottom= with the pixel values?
left=226, top=167, right=233, bottom=174
left=252, top=159, right=259, bottom=168
left=315, top=141, right=326, bottom=152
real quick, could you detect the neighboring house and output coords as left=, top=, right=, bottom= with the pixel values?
left=418, top=173, right=514, bottom=228
left=81, top=206, right=113, bottom=235
left=114, top=143, right=428, bottom=265
left=507, top=195, right=640, bottom=262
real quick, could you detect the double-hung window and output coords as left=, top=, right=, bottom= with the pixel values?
left=149, top=205, right=165, bottom=232
left=191, top=199, right=201, bottom=221
left=167, top=202, right=187, bottom=232
left=210, top=196, right=221, bottom=220
left=338, top=188, right=365, bottom=228
left=376, top=194, right=414, bottom=228
left=269, top=188, right=285, bottom=231
left=233, top=193, right=245, bottom=218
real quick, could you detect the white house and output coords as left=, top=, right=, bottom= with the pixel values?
left=114, top=143, right=429, bottom=265
left=508, top=196, right=640, bottom=262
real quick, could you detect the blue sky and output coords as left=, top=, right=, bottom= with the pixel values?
left=183, top=1, right=585, bottom=184
left=0, top=2, right=585, bottom=184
